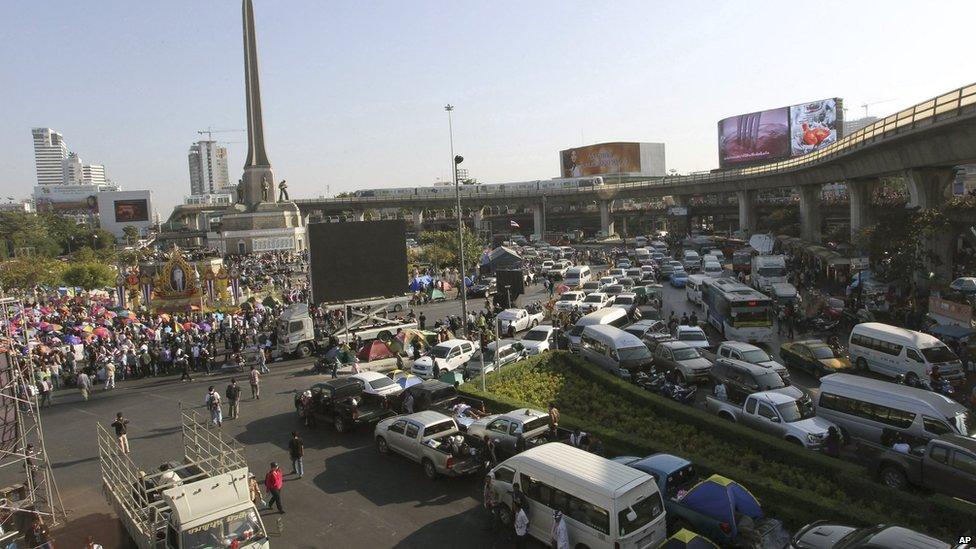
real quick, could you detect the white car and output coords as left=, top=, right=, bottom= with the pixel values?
left=608, top=268, right=627, bottom=279
left=351, top=371, right=402, bottom=397
left=675, top=325, right=710, bottom=349
left=411, top=339, right=476, bottom=378
left=548, top=260, right=571, bottom=279
left=598, top=276, right=617, bottom=287
left=702, top=261, right=723, bottom=278
left=520, top=325, right=557, bottom=355
left=580, top=281, right=601, bottom=295
left=497, top=308, right=545, bottom=335
left=949, top=277, right=976, bottom=294
left=541, top=260, right=555, bottom=271
left=580, top=292, right=613, bottom=313
left=611, top=292, right=637, bottom=310
left=554, top=291, right=586, bottom=313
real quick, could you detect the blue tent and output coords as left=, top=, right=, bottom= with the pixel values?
left=409, top=275, right=433, bottom=292
left=679, top=475, right=763, bottom=540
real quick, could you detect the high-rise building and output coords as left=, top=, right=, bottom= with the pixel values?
left=32, top=128, right=69, bottom=186
left=187, top=140, right=230, bottom=195
left=82, top=164, right=106, bottom=184
left=63, top=152, right=108, bottom=185
left=842, top=116, right=879, bottom=137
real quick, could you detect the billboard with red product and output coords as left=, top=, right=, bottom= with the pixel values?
left=718, top=97, right=843, bottom=168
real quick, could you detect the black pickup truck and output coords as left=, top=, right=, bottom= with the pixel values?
left=856, top=433, right=976, bottom=503
left=396, top=380, right=482, bottom=416
left=296, top=378, right=396, bottom=433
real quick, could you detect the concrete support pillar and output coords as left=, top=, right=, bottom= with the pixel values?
left=472, top=208, right=484, bottom=232
left=352, top=210, right=365, bottom=222
left=599, top=200, right=614, bottom=237
left=905, top=168, right=955, bottom=209
left=412, top=209, right=424, bottom=229
left=847, top=178, right=879, bottom=241
left=532, top=203, right=545, bottom=240
left=797, top=185, right=822, bottom=243
left=736, top=190, right=757, bottom=234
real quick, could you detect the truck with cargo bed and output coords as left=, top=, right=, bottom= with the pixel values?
left=97, top=406, right=268, bottom=549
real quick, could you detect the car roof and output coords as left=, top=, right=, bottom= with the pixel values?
left=436, top=338, right=471, bottom=347
left=717, top=357, right=769, bottom=374
left=583, top=325, right=645, bottom=346
left=486, top=338, right=520, bottom=350
left=508, top=443, right=653, bottom=498
left=864, top=526, right=948, bottom=549
left=676, top=325, right=704, bottom=333
left=751, top=391, right=795, bottom=405
left=351, top=371, right=386, bottom=382
left=398, top=410, right=454, bottom=426
left=631, top=453, right=692, bottom=474
left=496, top=408, right=548, bottom=421
left=934, top=434, right=976, bottom=452
left=794, top=339, right=828, bottom=348
left=721, top=341, right=759, bottom=350
left=661, top=340, right=692, bottom=350
left=527, top=324, right=555, bottom=332
left=853, top=322, right=946, bottom=347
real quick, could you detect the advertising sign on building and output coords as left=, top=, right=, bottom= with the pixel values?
left=559, top=142, right=665, bottom=178
left=718, top=98, right=843, bottom=168
left=928, top=295, right=973, bottom=327
left=114, top=199, right=150, bottom=223
left=96, top=190, right=154, bottom=239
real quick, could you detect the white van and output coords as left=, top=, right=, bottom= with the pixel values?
left=848, top=323, right=965, bottom=386
left=568, top=308, right=630, bottom=352
left=565, top=266, right=592, bottom=288
left=681, top=250, right=701, bottom=272
left=685, top=274, right=707, bottom=305
left=488, top=443, right=666, bottom=549
left=817, top=373, right=974, bottom=444
left=580, top=325, right=654, bottom=375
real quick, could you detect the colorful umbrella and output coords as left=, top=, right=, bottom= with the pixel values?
left=93, top=327, right=111, bottom=338
left=65, top=335, right=81, bottom=345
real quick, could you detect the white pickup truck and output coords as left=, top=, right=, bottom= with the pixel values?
left=374, top=411, right=484, bottom=480
left=497, top=308, right=545, bottom=336
left=705, top=391, right=835, bottom=449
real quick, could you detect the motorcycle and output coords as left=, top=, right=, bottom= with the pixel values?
left=634, top=371, right=667, bottom=394
left=660, top=376, right=697, bottom=405
left=895, top=374, right=956, bottom=400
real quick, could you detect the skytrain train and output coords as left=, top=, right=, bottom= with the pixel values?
left=352, top=177, right=605, bottom=198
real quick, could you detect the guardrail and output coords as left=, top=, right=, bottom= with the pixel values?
left=294, top=82, right=976, bottom=206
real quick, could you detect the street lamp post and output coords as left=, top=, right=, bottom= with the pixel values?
left=446, top=104, right=469, bottom=336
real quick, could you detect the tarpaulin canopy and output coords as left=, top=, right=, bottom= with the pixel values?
left=927, top=323, right=976, bottom=340
left=357, top=340, right=395, bottom=362
left=679, top=475, right=763, bottom=539
left=483, top=246, right=523, bottom=273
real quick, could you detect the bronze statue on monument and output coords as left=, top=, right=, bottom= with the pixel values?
left=278, top=179, right=289, bottom=201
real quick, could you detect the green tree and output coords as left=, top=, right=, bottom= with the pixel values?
left=0, top=212, right=62, bottom=258
left=122, top=225, right=140, bottom=244
left=417, top=227, right=484, bottom=275
left=862, top=208, right=950, bottom=285
left=61, top=262, right=116, bottom=290
left=0, top=258, right=67, bottom=289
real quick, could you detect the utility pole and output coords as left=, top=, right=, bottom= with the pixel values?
left=446, top=104, right=468, bottom=336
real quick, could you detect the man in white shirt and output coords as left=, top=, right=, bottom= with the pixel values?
left=514, top=503, right=529, bottom=549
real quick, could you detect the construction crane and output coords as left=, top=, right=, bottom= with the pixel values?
left=197, top=126, right=244, bottom=141
left=860, top=99, right=896, bottom=118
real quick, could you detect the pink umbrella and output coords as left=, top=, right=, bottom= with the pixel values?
left=93, top=327, right=111, bottom=338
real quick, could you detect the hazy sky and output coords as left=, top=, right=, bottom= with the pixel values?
left=2, top=1, right=975, bottom=215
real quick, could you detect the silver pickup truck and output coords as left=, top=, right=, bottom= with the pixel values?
left=466, top=408, right=553, bottom=460
left=374, top=411, right=483, bottom=480
left=705, top=391, right=835, bottom=449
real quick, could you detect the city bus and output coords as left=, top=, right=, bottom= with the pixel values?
left=701, top=278, right=774, bottom=344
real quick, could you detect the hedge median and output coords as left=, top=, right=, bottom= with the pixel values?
left=460, top=352, right=975, bottom=540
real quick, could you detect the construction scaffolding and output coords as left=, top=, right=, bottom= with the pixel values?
left=0, top=296, right=66, bottom=537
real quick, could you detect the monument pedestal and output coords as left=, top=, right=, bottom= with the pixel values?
left=215, top=201, right=305, bottom=254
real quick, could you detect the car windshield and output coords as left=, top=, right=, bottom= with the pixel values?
left=618, top=346, right=651, bottom=361
left=679, top=331, right=706, bottom=341
left=754, top=372, right=786, bottom=390
left=430, top=346, right=451, bottom=359
left=757, top=266, right=786, bottom=277
left=921, top=345, right=958, bottom=364
left=811, top=346, right=836, bottom=359
left=424, top=420, right=456, bottom=437
left=583, top=282, right=600, bottom=290
left=777, top=400, right=815, bottom=422
left=182, top=508, right=265, bottom=549
left=672, top=348, right=701, bottom=360
left=369, top=377, right=396, bottom=390
left=740, top=349, right=770, bottom=362
left=617, top=492, right=664, bottom=536
left=559, top=294, right=579, bottom=301
left=523, top=330, right=548, bottom=341
left=616, top=297, right=634, bottom=305
left=584, top=295, right=604, bottom=303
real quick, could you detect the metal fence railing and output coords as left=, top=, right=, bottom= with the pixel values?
left=293, top=82, right=976, bottom=208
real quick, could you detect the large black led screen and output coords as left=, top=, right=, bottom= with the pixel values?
left=308, top=220, right=407, bottom=303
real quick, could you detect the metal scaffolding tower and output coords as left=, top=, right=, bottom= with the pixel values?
left=0, top=296, right=66, bottom=534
